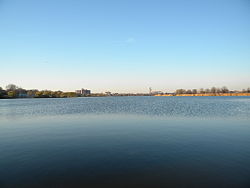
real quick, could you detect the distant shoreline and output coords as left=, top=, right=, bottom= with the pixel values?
left=155, top=93, right=250, bottom=97
left=1, top=84, right=250, bottom=99
left=1, top=94, right=250, bottom=99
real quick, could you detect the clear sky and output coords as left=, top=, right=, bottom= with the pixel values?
left=0, top=0, right=250, bottom=93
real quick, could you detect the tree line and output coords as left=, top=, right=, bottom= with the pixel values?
left=175, top=86, right=250, bottom=95
left=1, top=84, right=250, bottom=99
left=0, top=84, right=78, bottom=99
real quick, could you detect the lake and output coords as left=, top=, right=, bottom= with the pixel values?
left=0, top=96, right=250, bottom=187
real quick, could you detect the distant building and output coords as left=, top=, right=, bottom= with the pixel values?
left=105, top=91, right=112, bottom=96
left=18, top=93, right=28, bottom=98
left=75, top=88, right=91, bottom=95
left=75, top=90, right=81, bottom=94
left=151, top=91, right=163, bottom=95
left=82, top=89, right=91, bottom=95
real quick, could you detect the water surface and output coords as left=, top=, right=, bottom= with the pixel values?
left=0, top=97, right=250, bottom=187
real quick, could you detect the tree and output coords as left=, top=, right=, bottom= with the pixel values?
left=54, top=91, right=62, bottom=98
left=205, top=88, right=210, bottom=93
left=60, top=93, right=67, bottom=98
left=221, top=86, right=229, bottom=93
left=192, top=89, right=197, bottom=94
left=42, top=90, right=51, bottom=98
left=175, top=89, right=186, bottom=94
left=0, top=87, right=4, bottom=98
left=35, top=91, right=43, bottom=98
left=216, top=88, right=221, bottom=93
left=199, top=88, right=205, bottom=94
left=68, top=92, right=77, bottom=97
left=6, top=84, right=18, bottom=91
left=27, top=90, right=38, bottom=97
left=210, top=87, right=216, bottom=94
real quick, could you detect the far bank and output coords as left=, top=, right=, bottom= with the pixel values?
left=155, top=93, right=250, bottom=96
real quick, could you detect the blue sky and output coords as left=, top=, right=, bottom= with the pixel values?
left=0, top=0, right=249, bottom=93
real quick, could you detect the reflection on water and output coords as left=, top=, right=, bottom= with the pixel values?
left=0, top=97, right=250, bottom=187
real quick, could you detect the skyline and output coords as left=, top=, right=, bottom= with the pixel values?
left=1, top=83, right=250, bottom=94
left=0, top=0, right=250, bottom=93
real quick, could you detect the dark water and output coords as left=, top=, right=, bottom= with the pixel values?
left=0, top=96, right=250, bottom=188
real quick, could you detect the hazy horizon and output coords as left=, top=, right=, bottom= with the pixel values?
left=1, top=0, right=250, bottom=93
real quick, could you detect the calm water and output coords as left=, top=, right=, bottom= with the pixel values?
left=0, top=96, right=250, bottom=188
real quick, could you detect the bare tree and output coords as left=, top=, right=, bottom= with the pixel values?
left=221, top=86, right=229, bottom=93
left=192, top=89, right=197, bottom=94
left=205, top=88, right=210, bottom=93
left=216, top=88, right=221, bottom=93
left=176, top=89, right=186, bottom=94
left=210, top=87, right=216, bottom=94
left=6, top=84, right=18, bottom=91
left=199, top=88, right=205, bottom=94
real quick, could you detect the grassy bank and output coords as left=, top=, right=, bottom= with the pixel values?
left=155, top=93, right=250, bottom=96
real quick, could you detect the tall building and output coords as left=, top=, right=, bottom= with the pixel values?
left=149, top=87, right=152, bottom=95
left=81, top=89, right=91, bottom=95
left=75, top=88, right=91, bottom=95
